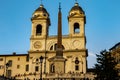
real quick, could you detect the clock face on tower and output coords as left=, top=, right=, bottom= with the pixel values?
left=73, top=40, right=81, bottom=49
left=34, top=41, right=42, bottom=49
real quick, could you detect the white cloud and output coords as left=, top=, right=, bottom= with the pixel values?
left=87, top=52, right=97, bottom=68
left=88, top=52, right=96, bottom=57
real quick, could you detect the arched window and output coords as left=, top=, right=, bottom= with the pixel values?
left=50, top=46, right=53, bottom=50
left=74, top=23, right=80, bottom=34
left=50, top=43, right=65, bottom=51
left=36, top=24, right=42, bottom=35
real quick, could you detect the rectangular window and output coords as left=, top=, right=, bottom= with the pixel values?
left=26, top=56, right=29, bottom=62
left=18, top=57, right=20, bottom=61
left=75, top=65, right=79, bottom=71
left=26, top=65, right=29, bottom=71
left=7, top=70, right=12, bottom=77
left=8, top=60, right=12, bottom=67
left=0, top=58, right=3, bottom=61
left=35, top=66, right=39, bottom=72
left=17, top=65, right=20, bottom=69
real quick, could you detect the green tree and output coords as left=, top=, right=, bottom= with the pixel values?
left=94, top=50, right=119, bottom=80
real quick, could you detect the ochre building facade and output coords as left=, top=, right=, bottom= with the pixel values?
left=0, top=1, right=93, bottom=80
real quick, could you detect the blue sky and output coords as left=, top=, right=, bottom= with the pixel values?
left=0, top=0, right=120, bottom=68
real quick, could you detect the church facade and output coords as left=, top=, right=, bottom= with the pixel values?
left=0, top=1, right=91, bottom=80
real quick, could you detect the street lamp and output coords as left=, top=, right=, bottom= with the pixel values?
left=39, top=56, right=43, bottom=80
left=5, top=63, right=9, bottom=78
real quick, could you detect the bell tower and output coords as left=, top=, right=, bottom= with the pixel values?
left=30, top=3, right=50, bottom=51
left=67, top=1, right=88, bottom=73
left=68, top=1, right=86, bottom=50
left=68, top=2, right=86, bottom=37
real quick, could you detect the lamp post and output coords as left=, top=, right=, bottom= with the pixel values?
left=5, top=63, right=9, bottom=78
left=39, top=56, right=43, bottom=80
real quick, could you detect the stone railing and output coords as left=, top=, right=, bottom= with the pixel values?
left=15, top=72, right=96, bottom=80
left=44, top=73, right=85, bottom=79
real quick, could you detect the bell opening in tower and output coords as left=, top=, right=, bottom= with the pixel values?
left=74, top=23, right=80, bottom=34
left=36, top=24, right=42, bottom=36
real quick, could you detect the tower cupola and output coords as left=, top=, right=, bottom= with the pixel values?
left=33, top=4, right=49, bottom=17
left=35, top=4, right=48, bottom=13
left=68, top=2, right=85, bottom=18
left=31, top=4, right=50, bottom=26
